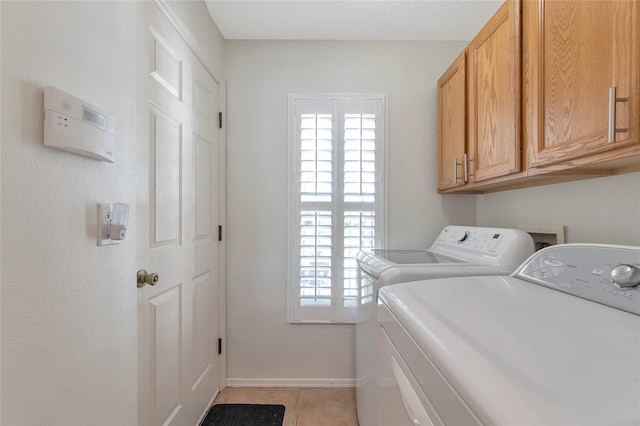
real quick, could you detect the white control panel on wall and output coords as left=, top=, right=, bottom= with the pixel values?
left=98, top=203, right=130, bottom=246
left=43, top=85, right=115, bottom=162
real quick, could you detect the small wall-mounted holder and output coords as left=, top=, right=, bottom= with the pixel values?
left=519, top=224, right=566, bottom=251
left=98, top=203, right=130, bottom=246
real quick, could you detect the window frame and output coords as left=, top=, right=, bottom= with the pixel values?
left=287, top=93, right=388, bottom=324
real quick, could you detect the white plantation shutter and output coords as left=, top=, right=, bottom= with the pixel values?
left=288, top=95, right=386, bottom=323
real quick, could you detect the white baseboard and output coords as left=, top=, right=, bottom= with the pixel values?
left=226, top=378, right=356, bottom=388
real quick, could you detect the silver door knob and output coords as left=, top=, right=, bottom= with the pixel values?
left=137, top=269, right=159, bottom=288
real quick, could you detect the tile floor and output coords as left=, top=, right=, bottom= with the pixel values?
left=213, top=387, right=359, bottom=426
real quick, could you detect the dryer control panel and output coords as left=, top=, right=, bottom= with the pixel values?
left=516, top=244, right=640, bottom=315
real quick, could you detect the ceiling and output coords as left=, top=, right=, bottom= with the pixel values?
left=204, top=0, right=503, bottom=41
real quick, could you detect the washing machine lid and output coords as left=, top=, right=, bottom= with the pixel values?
left=379, top=276, right=640, bottom=425
left=355, top=249, right=468, bottom=278
left=370, top=249, right=464, bottom=264
left=356, top=225, right=535, bottom=279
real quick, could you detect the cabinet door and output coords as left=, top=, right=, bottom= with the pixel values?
left=526, top=0, right=639, bottom=169
left=468, top=0, right=521, bottom=182
left=437, top=52, right=467, bottom=191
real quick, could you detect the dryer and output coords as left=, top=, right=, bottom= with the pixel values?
left=355, top=225, right=534, bottom=426
left=379, top=244, right=640, bottom=425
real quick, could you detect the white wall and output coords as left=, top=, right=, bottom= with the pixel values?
left=224, top=40, right=475, bottom=382
left=477, top=173, right=640, bottom=245
left=1, top=2, right=138, bottom=425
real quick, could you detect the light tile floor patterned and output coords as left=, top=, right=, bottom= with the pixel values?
left=213, top=387, right=359, bottom=426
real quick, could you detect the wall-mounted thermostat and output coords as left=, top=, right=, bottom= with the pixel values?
left=44, top=86, right=115, bottom=162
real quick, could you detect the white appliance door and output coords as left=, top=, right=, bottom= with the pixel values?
left=137, top=3, right=220, bottom=425
left=379, top=327, right=441, bottom=426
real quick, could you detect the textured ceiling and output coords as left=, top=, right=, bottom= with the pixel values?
left=205, top=0, right=503, bottom=41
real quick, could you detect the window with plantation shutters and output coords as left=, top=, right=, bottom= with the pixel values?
left=288, top=95, right=387, bottom=323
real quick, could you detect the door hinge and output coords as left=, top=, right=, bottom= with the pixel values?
left=218, top=338, right=222, bottom=355
left=218, top=112, right=223, bottom=129
left=218, top=225, right=222, bottom=242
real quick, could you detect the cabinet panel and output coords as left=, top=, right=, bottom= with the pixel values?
left=526, top=0, right=639, bottom=168
left=437, top=52, right=466, bottom=191
left=468, top=0, right=521, bottom=182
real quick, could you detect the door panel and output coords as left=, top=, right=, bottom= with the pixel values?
left=193, top=274, right=214, bottom=384
left=526, top=0, right=639, bottom=167
left=468, top=0, right=521, bottom=182
left=195, top=135, right=212, bottom=238
left=151, top=285, right=183, bottom=425
left=138, top=3, right=220, bottom=425
left=437, top=52, right=467, bottom=191
left=149, top=26, right=183, bottom=100
left=150, top=107, right=182, bottom=246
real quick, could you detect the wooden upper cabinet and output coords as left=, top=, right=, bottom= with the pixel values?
left=437, top=52, right=467, bottom=191
left=525, top=0, right=640, bottom=169
left=467, top=0, right=521, bottom=183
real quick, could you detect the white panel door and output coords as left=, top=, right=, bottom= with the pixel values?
left=137, top=3, right=220, bottom=426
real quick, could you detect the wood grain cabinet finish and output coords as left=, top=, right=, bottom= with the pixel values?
left=436, top=0, right=639, bottom=193
left=437, top=52, right=467, bottom=191
left=467, top=0, right=521, bottom=183
left=524, top=0, right=640, bottom=172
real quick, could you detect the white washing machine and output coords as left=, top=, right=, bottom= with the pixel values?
left=355, top=225, right=535, bottom=426
left=378, top=244, right=640, bottom=425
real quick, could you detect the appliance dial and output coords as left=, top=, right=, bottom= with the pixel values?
left=455, top=231, right=470, bottom=243
left=610, top=264, right=640, bottom=289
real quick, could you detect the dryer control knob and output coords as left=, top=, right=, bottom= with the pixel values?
left=610, top=264, right=640, bottom=289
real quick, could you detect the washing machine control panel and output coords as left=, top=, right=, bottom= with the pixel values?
left=432, top=226, right=535, bottom=271
left=516, top=244, right=640, bottom=315
left=437, top=227, right=509, bottom=252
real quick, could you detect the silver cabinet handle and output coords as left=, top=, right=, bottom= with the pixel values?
left=453, top=158, right=461, bottom=184
left=608, top=86, right=628, bottom=143
left=463, top=153, right=469, bottom=182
